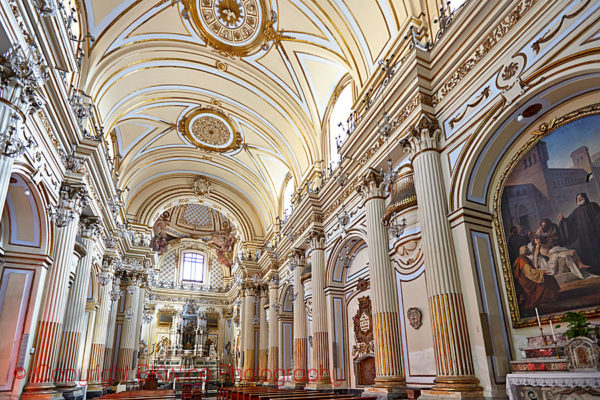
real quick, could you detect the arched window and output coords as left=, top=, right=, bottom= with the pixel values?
left=181, top=251, right=205, bottom=282
left=328, top=85, right=353, bottom=169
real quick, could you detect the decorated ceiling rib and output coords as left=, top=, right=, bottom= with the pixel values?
left=82, top=0, right=414, bottom=239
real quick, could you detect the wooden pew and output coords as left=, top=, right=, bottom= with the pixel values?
left=99, top=389, right=175, bottom=400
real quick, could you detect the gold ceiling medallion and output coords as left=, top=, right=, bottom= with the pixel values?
left=178, top=107, right=242, bottom=153
left=184, top=0, right=268, bottom=57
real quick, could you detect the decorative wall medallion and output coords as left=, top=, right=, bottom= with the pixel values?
left=352, top=296, right=374, bottom=359
left=407, top=307, right=422, bottom=330
left=185, top=0, right=268, bottom=57
left=178, top=107, right=242, bottom=153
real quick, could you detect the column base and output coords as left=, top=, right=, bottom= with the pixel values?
left=431, top=375, right=482, bottom=393
left=21, top=383, right=66, bottom=400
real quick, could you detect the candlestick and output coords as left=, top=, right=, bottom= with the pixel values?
left=549, top=319, right=556, bottom=342
left=535, top=307, right=542, bottom=329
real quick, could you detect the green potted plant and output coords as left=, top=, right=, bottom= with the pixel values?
left=557, top=311, right=593, bottom=340
left=557, top=312, right=599, bottom=371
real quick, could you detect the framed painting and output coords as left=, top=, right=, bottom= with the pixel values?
left=495, top=104, right=600, bottom=327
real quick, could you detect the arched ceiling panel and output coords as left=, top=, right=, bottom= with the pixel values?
left=83, top=0, right=415, bottom=237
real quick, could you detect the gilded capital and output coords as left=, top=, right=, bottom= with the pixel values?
left=306, top=229, right=325, bottom=251
left=357, top=168, right=386, bottom=200
left=400, top=114, right=442, bottom=157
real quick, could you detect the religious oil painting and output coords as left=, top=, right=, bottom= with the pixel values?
left=500, top=113, right=600, bottom=326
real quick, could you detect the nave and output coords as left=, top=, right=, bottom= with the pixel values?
left=0, top=0, right=599, bottom=399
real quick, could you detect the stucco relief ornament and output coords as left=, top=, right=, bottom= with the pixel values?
left=178, top=107, right=242, bottom=153
left=183, top=0, right=274, bottom=57
left=407, top=307, right=423, bottom=330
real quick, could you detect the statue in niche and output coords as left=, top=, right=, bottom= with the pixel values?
left=221, top=342, right=234, bottom=383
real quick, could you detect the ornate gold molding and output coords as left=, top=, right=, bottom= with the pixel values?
left=178, top=107, right=242, bottom=153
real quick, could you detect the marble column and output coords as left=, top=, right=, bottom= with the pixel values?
left=24, top=184, right=87, bottom=393
left=359, top=169, right=406, bottom=395
left=291, top=251, right=308, bottom=387
left=243, top=285, right=256, bottom=382
left=258, top=287, right=268, bottom=381
left=306, top=231, right=331, bottom=389
left=266, top=277, right=279, bottom=386
left=116, top=275, right=140, bottom=383
left=401, top=115, right=481, bottom=396
left=0, top=45, right=46, bottom=209
left=88, top=258, right=115, bottom=391
left=56, top=220, right=99, bottom=386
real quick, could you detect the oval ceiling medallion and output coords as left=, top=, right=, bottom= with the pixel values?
left=178, top=108, right=242, bottom=153
left=186, top=0, right=268, bottom=57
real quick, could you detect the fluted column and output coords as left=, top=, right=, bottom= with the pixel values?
left=306, top=231, right=331, bottom=388
left=56, top=220, right=99, bottom=386
left=258, top=287, right=268, bottom=380
left=291, top=252, right=308, bottom=386
left=267, top=277, right=279, bottom=385
left=88, top=258, right=116, bottom=390
left=0, top=46, right=46, bottom=209
left=237, top=292, right=246, bottom=378
left=401, top=115, right=481, bottom=395
left=358, top=169, right=406, bottom=394
left=243, top=285, right=256, bottom=381
left=103, top=274, right=121, bottom=383
left=116, top=275, right=140, bottom=383
left=133, top=286, right=146, bottom=375
left=25, top=185, right=87, bottom=392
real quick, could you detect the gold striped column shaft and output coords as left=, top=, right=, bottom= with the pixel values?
left=243, top=285, right=256, bottom=381
left=401, top=115, right=481, bottom=393
left=115, top=275, right=140, bottom=383
left=237, top=291, right=245, bottom=376
left=267, top=277, right=279, bottom=385
left=87, top=259, right=114, bottom=388
left=258, top=288, right=269, bottom=381
left=132, top=286, right=146, bottom=373
left=307, top=231, right=331, bottom=386
left=360, top=169, right=406, bottom=389
left=26, top=185, right=87, bottom=388
left=291, top=251, right=307, bottom=385
left=56, top=223, right=98, bottom=384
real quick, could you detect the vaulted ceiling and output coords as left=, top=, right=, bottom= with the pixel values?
left=82, top=0, right=435, bottom=242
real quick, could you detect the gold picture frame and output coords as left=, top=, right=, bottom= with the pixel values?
left=492, top=103, right=600, bottom=327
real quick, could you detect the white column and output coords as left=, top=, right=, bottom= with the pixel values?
left=243, top=285, right=256, bottom=381
left=267, top=278, right=279, bottom=385
left=56, top=221, right=99, bottom=385
left=116, top=275, right=140, bottom=383
left=359, top=169, right=406, bottom=394
left=401, top=115, right=481, bottom=396
left=25, top=184, right=87, bottom=391
left=237, top=292, right=245, bottom=376
left=88, top=258, right=116, bottom=389
left=258, top=287, right=268, bottom=381
left=291, top=252, right=307, bottom=386
left=306, top=231, right=331, bottom=388
left=103, top=274, right=121, bottom=383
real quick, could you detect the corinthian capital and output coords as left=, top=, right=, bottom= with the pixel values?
left=47, top=184, right=88, bottom=227
left=400, top=114, right=442, bottom=158
left=81, top=218, right=103, bottom=238
left=306, top=229, right=325, bottom=251
left=357, top=168, right=386, bottom=201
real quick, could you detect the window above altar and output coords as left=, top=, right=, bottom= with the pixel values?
left=181, top=251, right=205, bottom=283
